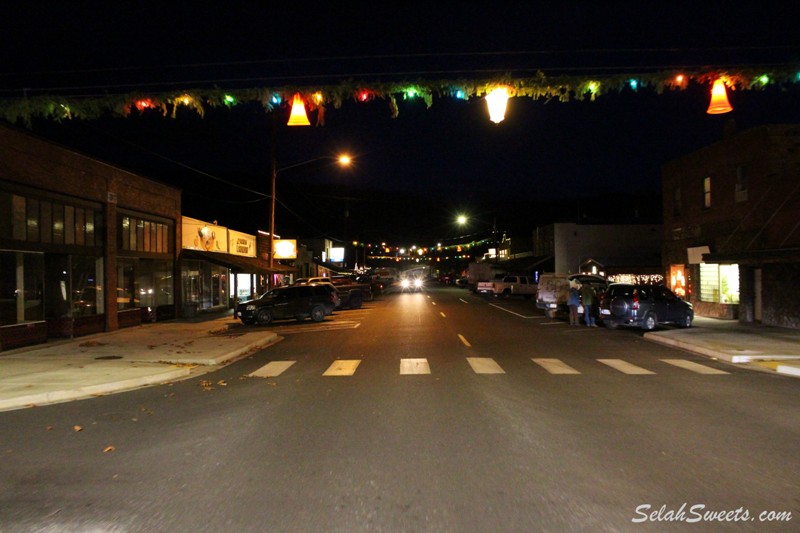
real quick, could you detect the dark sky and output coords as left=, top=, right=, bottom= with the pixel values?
left=3, top=2, right=800, bottom=245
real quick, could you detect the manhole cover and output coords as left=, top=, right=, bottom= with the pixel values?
left=94, top=355, right=123, bottom=360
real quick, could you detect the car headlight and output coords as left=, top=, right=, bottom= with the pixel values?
left=414, top=279, right=423, bottom=288
left=401, top=279, right=410, bottom=289
left=246, top=304, right=256, bottom=311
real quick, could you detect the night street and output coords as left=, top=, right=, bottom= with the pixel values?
left=1, top=286, right=797, bottom=532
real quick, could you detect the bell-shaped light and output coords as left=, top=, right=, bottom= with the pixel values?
left=706, top=79, right=733, bottom=114
left=485, top=88, right=509, bottom=123
left=287, top=93, right=311, bottom=126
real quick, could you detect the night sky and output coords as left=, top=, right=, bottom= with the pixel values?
left=4, top=2, right=800, bottom=246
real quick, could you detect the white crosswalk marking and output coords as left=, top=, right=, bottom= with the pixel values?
left=532, top=358, right=581, bottom=374
left=661, top=359, right=730, bottom=374
left=598, top=359, right=655, bottom=375
left=323, top=359, right=361, bottom=376
left=400, top=358, right=431, bottom=375
left=467, top=357, right=505, bottom=374
left=249, top=361, right=296, bottom=378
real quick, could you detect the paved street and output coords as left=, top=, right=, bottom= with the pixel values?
left=1, top=286, right=798, bottom=532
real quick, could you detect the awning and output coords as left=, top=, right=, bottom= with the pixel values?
left=179, top=249, right=296, bottom=275
left=703, top=247, right=800, bottom=265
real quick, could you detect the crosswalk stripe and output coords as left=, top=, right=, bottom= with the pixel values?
left=249, top=361, right=296, bottom=378
left=467, top=357, right=505, bottom=374
left=532, top=358, right=581, bottom=374
left=323, top=359, right=361, bottom=376
left=660, top=359, right=730, bottom=374
left=400, top=358, right=431, bottom=375
left=598, top=359, right=656, bottom=375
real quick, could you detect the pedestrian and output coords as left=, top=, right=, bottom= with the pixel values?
left=567, top=280, right=581, bottom=326
left=580, top=282, right=598, bottom=327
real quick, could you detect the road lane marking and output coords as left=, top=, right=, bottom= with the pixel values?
left=400, top=358, right=431, bottom=375
left=661, top=359, right=730, bottom=374
left=598, top=359, right=655, bottom=375
left=459, top=298, right=469, bottom=304
left=323, top=360, right=361, bottom=376
left=488, top=303, right=538, bottom=318
left=540, top=321, right=567, bottom=325
left=532, top=358, right=581, bottom=374
left=467, top=357, right=505, bottom=374
left=457, top=334, right=472, bottom=347
left=440, top=312, right=446, bottom=318
left=249, top=361, right=296, bottom=378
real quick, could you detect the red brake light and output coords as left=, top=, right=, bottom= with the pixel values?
left=632, top=293, right=639, bottom=310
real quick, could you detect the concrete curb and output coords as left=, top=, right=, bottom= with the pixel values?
left=0, top=366, right=191, bottom=411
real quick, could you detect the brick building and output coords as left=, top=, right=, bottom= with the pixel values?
left=1, top=124, right=181, bottom=350
left=662, top=124, right=800, bottom=328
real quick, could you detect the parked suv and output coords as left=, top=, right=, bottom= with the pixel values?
left=237, top=284, right=338, bottom=326
left=599, top=283, right=693, bottom=331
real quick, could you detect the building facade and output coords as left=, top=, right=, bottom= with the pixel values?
left=1, top=124, right=181, bottom=350
left=662, top=124, right=800, bottom=327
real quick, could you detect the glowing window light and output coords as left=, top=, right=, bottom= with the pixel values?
left=485, top=88, right=510, bottom=123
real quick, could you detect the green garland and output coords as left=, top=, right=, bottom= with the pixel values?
left=2, top=66, right=798, bottom=126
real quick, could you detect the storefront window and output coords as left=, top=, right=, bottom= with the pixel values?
left=700, top=263, right=739, bottom=304
left=71, top=256, right=104, bottom=317
left=181, top=260, right=229, bottom=310
left=117, top=258, right=138, bottom=310
left=669, top=265, right=687, bottom=298
left=0, top=251, right=45, bottom=325
left=137, top=260, right=174, bottom=308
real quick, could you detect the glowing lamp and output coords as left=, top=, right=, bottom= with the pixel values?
left=485, top=88, right=509, bottom=123
left=706, top=79, right=733, bottom=114
left=287, top=94, right=311, bottom=126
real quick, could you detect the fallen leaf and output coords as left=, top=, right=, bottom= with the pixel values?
left=73, top=425, right=82, bottom=432
left=217, top=380, right=227, bottom=386
left=46, top=425, right=53, bottom=431
left=103, top=446, right=116, bottom=453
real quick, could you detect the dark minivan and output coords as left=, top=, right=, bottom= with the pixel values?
left=599, top=283, right=693, bottom=331
left=237, top=284, right=338, bottom=326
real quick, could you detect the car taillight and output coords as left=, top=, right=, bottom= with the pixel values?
left=632, top=294, right=639, bottom=310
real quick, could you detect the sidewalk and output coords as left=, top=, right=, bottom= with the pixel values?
left=1, top=315, right=798, bottom=412
left=0, top=313, right=279, bottom=412
left=645, top=317, right=800, bottom=376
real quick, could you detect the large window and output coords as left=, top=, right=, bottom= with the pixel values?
left=71, top=256, right=104, bottom=317
left=1, top=192, right=101, bottom=247
left=0, top=251, right=45, bottom=325
left=120, top=215, right=171, bottom=253
left=700, top=263, right=739, bottom=304
left=181, top=260, right=228, bottom=310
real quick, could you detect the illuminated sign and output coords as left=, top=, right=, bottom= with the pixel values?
left=330, top=247, right=345, bottom=262
left=273, top=239, right=298, bottom=259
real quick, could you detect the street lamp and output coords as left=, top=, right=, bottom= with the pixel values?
left=267, top=152, right=352, bottom=286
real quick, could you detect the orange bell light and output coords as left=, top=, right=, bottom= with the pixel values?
left=287, top=93, right=311, bottom=126
left=706, top=79, right=733, bottom=114
left=485, top=87, right=510, bottom=123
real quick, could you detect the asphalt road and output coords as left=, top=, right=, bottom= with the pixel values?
left=1, top=286, right=798, bottom=532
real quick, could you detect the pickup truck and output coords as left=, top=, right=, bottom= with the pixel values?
left=476, top=275, right=537, bottom=299
left=294, top=276, right=373, bottom=309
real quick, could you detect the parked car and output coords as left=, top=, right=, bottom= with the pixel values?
left=599, top=283, right=693, bottom=331
left=237, top=284, right=338, bottom=326
left=293, top=276, right=368, bottom=309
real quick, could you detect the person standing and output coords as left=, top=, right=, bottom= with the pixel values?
left=580, top=283, right=598, bottom=327
left=567, top=281, right=581, bottom=326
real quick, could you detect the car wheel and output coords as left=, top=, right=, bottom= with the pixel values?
left=310, top=305, right=326, bottom=322
left=502, top=289, right=511, bottom=298
left=256, top=309, right=273, bottom=326
left=349, top=293, right=363, bottom=309
left=641, top=313, right=657, bottom=331
left=679, top=313, right=693, bottom=328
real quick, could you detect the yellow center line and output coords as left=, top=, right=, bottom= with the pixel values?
left=458, top=334, right=472, bottom=347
